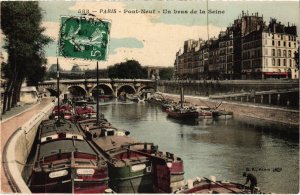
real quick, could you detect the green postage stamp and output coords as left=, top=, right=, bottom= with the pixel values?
left=58, top=16, right=111, bottom=61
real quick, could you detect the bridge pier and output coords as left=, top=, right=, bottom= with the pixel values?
left=112, top=83, right=118, bottom=98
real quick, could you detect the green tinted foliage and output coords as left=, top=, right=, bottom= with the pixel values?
left=1, top=1, right=53, bottom=85
left=159, top=67, right=174, bottom=80
left=108, top=60, right=147, bottom=79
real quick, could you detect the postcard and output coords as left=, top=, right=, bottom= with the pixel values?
left=1, top=0, right=299, bottom=194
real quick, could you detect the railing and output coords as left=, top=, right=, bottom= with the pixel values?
left=40, top=78, right=154, bottom=84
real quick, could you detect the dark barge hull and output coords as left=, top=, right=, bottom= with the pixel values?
left=77, top=118, right=185, bottom=193
left=109, top=171, right=153, bottom=193
left=166, top=109, right=199, bottom=120
left=28, top=119, right=109, bottom=193
left=174, top=178, right=264, bottom=194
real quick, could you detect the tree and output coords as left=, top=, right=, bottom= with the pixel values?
left=1, top=1, right=52, bottom=114
left=159, top=67, right=174, bottom=80
left=108, top=60, right=147, bottom=79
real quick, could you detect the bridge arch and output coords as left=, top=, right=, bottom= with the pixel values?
left=44, top=88, right=58, bottom=97
left=91, top=84, right=114, bottom=97
left=117, top=84, right=136, bottom=96
left=67, top=86, right=87, bottom=97
left=138, top=85, right=156, bottom=93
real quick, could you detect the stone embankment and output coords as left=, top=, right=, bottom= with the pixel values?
left=162, top=93, right=299, bottom=128
left=2, top=98, right=55, bottom=193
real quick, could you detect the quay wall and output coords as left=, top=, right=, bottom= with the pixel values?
left=157, top=80, right=299, bottom=96
left=4, top=100, right=55, bottom=193
left=162, top=93, right=299, bottom=128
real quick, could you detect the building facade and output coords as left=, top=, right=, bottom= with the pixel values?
left=174, top=12, right=299, bottom=80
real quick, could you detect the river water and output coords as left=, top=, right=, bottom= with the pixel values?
left=96, top=100, right=299, bottom=194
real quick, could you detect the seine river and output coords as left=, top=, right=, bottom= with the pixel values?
left=96, top=100, right=299, bottom=194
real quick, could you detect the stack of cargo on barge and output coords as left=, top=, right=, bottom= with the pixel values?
left=51, top=104, right=74, bottom=121
left=27, top=119, right=109, bottom=193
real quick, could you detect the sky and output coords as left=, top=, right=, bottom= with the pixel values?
left=1, top=0, right=299, bottom=70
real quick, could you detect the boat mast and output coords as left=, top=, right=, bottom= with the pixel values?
left=96, top=61, right=99, bottom=124
left=180, top=87, right=184, bottom=108
left=56, top=58, right=60, bottom=125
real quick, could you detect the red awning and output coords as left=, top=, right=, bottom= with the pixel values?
left=264, top=72, right=288, bottom=76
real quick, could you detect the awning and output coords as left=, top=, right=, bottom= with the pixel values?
left=264, top=72, right=288, bottom=76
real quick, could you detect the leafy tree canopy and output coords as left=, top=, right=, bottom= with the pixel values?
left=1, top=1, right=52, bottom=85
left=159, top=67, right=174, bottom=80
left=108, top=60, right=147, bottom=79
left=1, top=1, right=53, bottom=113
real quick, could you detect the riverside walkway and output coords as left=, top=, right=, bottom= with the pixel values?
left=1, top=98, right=54, bottom=193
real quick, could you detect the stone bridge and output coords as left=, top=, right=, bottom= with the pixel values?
left=38, top=79, right=156, bottom=97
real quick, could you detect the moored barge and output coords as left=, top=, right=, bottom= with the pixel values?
left=77, top=118, right=185, bottom=193
left=166, top=106, right=199, bottom=121
left=28, top=119, right=109, bottom=193
left=174, top=176, right=264, bottom=194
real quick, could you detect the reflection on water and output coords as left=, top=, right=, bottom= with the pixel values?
left=97, top=100, right=299, bottom=194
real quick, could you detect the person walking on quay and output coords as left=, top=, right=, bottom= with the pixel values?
left=243, top=172, right=257, bottom=194
left=85, top=125, right=90, bottom=132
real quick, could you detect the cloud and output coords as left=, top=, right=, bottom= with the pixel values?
left=110, top=37, right=144, bottom=54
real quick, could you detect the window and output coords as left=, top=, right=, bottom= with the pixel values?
left=278, top=59, right=281, bottom=66
left=272, top=49, right=275, bottom=56
left=278, top=41, right=281, bottom=46
left=289, top=42, right=291, bottom=47
left=272, top=40, right=275, bottom=46
left=281, top=35, right=283, bottom=40
left=277, top=49, right=281, bottom=57
left=284, top=42, right=286, bottom=46
left=288, top=50, right=291, bottom=57
left=283, top=59, right=286, bottom=66
left=289, top=59, right=292, bottom=67
left=283, top=50, right=286, bottom=57
left=272, top=58, right=275, bottom=66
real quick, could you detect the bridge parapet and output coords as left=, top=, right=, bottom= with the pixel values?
left=38, top=79, right=156, bottom=97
